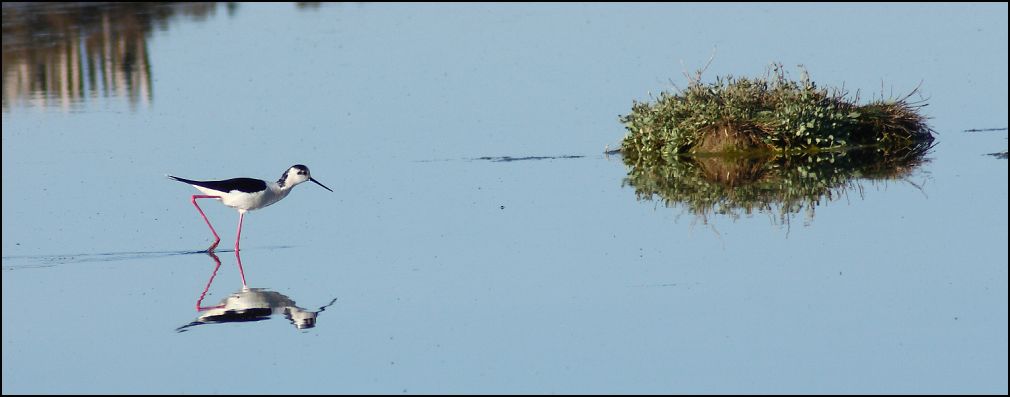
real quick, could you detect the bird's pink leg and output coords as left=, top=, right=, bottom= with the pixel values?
left=191, top=195, right=222, bottom=252
left=234, top=249, right=248, bottom=287
left=234, top=212, right=245, bottom=252
left=196, top=252, right=226, bottom=311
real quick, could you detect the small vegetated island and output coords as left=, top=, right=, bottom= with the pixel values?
left=619, top=64, right=936, bottom=221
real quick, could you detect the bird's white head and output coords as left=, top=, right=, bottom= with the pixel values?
left=278, top=164, right=333, bottom=192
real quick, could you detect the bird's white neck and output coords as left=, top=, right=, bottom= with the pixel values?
left=251, top=182, right=292, bottom=210
left=270, top=181, right=294, bottom=195
left=272, top=180, right=292, bottom=192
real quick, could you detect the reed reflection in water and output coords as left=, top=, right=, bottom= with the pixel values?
left=1, top=3, right=219, bottom=112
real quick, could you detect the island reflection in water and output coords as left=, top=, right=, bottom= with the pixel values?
left=621, top=143, right=934, bottom=224
left=176, top=251, right=337, bottom=333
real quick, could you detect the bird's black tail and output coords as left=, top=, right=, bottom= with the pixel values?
left=167, top=175, right=198, bottom=184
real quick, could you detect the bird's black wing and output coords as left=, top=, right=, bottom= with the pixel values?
left=168, top=176, right=267, bottom=193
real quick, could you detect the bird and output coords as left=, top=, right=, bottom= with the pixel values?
left=168, top=164, right=333, bottom=252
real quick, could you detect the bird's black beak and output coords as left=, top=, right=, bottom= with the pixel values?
left=310, top=177, right=333, bottom=192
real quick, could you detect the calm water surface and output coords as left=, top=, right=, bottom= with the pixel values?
left=2, top=3, right=1007, bottom=394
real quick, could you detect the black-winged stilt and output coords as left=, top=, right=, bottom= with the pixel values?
left=168, top=164, right=332, bottom=252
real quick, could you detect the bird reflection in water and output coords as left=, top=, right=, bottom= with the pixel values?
left=176, top=251, right=337, bottom=332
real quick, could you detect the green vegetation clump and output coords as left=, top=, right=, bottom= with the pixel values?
left=620, top=64, right=935, bottom=160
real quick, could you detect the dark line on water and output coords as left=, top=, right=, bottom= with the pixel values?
left=2, top=245, right=294, bottom=270
left=415, top=154, right=592, bottom=163
left=986, top=151, right=1008, bottom=159
left=964, top=127, right=1008, bottom=132
left=472, top=155, right=586, bottom=162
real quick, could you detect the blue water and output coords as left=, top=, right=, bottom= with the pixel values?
left=2, top=3, right=1007, bottom=394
